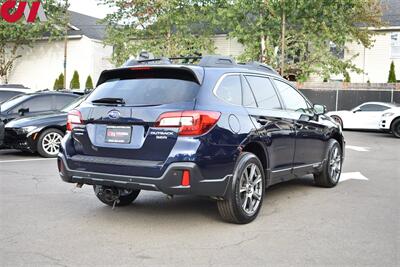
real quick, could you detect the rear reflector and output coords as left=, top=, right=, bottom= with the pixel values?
left=181, top=170, right=190, bottom=186
left=67, top=109, right=83, bottom=131
left=155, top=110, right=221, bottom=136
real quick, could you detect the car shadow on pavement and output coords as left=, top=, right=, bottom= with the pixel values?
left=0, top=149, right=36, bottom=157
left=87, top=176, right=318, bottom=225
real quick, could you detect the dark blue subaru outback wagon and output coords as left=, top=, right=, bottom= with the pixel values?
left=58, top=55, right=344, bottom=224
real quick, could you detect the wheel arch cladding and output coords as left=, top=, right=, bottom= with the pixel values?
left=242, top=142, right=268, bottom=171
left=330, top=131, right=344, bottom=152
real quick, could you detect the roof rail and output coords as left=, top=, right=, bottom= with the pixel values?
left=240, top=62, right=280, bottom=75
left=122, top=55, right=237, bottom=68
left=122, top=57, right=172, bottom=67
left=121, top=55, right=280, bottom=76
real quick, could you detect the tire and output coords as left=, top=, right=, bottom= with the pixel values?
left=314, top=139, right=342, bottom=188
left=330, top=115, right=343, bottom=129
left=217, top=152, right=265, bottom=224
left=36, top=128, right=64, bottom=158
left=390, top=118, right=400, bottom=138
left=94, top=185, right=140, bottom=207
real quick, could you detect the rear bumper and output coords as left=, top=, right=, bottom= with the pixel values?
left=57, top=153, right=232, bottom=197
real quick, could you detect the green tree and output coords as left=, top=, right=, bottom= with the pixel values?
left=70, top=71, right=80, bottom=89
left=218, top=0, right=383, bottom=81
left=344, top=72, right=351, bottom=83
left=85, top=75, right=94, bottom=90
left=388, top=61, right=396, bottom=83
left=57, top=73, right=65, bottom=90
left=0, top=0, right=68, bottom=83
left=53, top=73, right=64, bottom=91
left=53, top=78, right=59, bottom=90
left=99, top=0, right=217, bottom=66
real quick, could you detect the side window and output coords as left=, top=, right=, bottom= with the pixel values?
left=14, top=96, right=54, bottom=113
left=245, top=76, right=281, bottom=109
left=54, top=95, right=77, bottom=110
left=215, top=75, right=242, bottom=105
left=274, top=80, right=310, bottom=113
left=359, top=104, right=390, bottom=112
left=242, top=77, right=257, bottom=108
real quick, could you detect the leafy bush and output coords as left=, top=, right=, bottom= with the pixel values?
left=85, top=75, right=94, bottom=90
left=53, top=73, right=64, bottom=91
left=388, top=61, right=397, bottom=83
left=70, top=70, right=80, bottom=89
left=344, top=72, right=351, bottom=83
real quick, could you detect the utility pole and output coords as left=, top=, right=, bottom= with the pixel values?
left=280, top=0, right=286, bottom=77
left=63, top=0, right=69, bottom=89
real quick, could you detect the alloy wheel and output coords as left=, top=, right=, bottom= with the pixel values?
left=42, top=132, right=63, bottom=156
left=239, top=163, right=263, bottom=216
left=328, top=146, right=342, bottom=183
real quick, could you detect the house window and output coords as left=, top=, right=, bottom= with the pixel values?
left=391, top=33, right=400, bottom=58
left=330, top=41, right=344, bottom=59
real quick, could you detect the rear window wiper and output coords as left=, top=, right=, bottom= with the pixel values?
left=91, top=98, right=125, bottom=105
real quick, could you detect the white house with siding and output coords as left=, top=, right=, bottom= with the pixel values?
left=5, top=11, right=114, bottom=90
left=344, top=0, right=400, bottom=83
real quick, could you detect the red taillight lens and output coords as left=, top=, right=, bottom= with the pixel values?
left=155, top=110, right=221, bottom=136
left=66, top=109, right=83, bottom=131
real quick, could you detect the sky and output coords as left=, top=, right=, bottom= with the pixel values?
left=68, top=0, right=111, bottom=19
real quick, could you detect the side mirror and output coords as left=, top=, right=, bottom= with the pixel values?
left=353, top=109, right=361, bottom=113
left=18, top=108, right=29, bottom=116
left=313, top=104, right=327, bottom=115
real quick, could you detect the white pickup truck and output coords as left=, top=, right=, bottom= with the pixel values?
left=379, top=107, right=400, bottom=138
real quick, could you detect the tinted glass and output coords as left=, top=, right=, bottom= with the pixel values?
left=12, top=95, right=54, bottom=113
left=359, top=104, right=390, bottom=112
left=54, top=95, right=77, bottom=110
left=0, top=94, right=30, bottom=112
left=245, top=76, right=281, bottom=109
left=0, top=91, right=23, bottom=103
left=61, top=96, right=86, bottom=112
left=242, top=77, right=257, bottom=107
left=215, top=75, right=242, bottom=105
left=87, top=78, right=199, bottom=106
left=274, top=80, right=310, bottom=113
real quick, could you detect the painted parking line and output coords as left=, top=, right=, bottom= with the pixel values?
left=339, top=172, right=369, bottom=183
left=0, top=158, right=56, bottom=164
left=346, top=145, right=371, bottom=152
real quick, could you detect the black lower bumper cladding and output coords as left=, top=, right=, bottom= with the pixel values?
left=58, top=154, right=232, bottom=197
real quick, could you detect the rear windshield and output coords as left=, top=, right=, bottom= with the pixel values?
left=87, top=78, right=200, bottom=106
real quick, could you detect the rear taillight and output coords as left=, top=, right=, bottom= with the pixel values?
left=66, top=109, right=83, bottom=131
left=155, top=110, right=221, bottom=136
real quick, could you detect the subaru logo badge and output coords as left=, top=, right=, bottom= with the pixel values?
left=108, top=110, right=121, bottom=119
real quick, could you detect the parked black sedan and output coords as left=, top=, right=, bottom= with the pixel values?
left=4, top=96, right=84, bottom=157
left=0, top=120, right=4, bottom=147
left=0, top=92, right=79, bottom=124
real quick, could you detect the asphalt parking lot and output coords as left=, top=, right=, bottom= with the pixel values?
left=0, top=131, right=399, bottom=266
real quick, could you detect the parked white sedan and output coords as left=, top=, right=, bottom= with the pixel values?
left=327, top=102, right=399, bottom=130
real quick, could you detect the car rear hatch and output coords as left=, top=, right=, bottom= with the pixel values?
left=67, top=66, right=203, bottom=177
